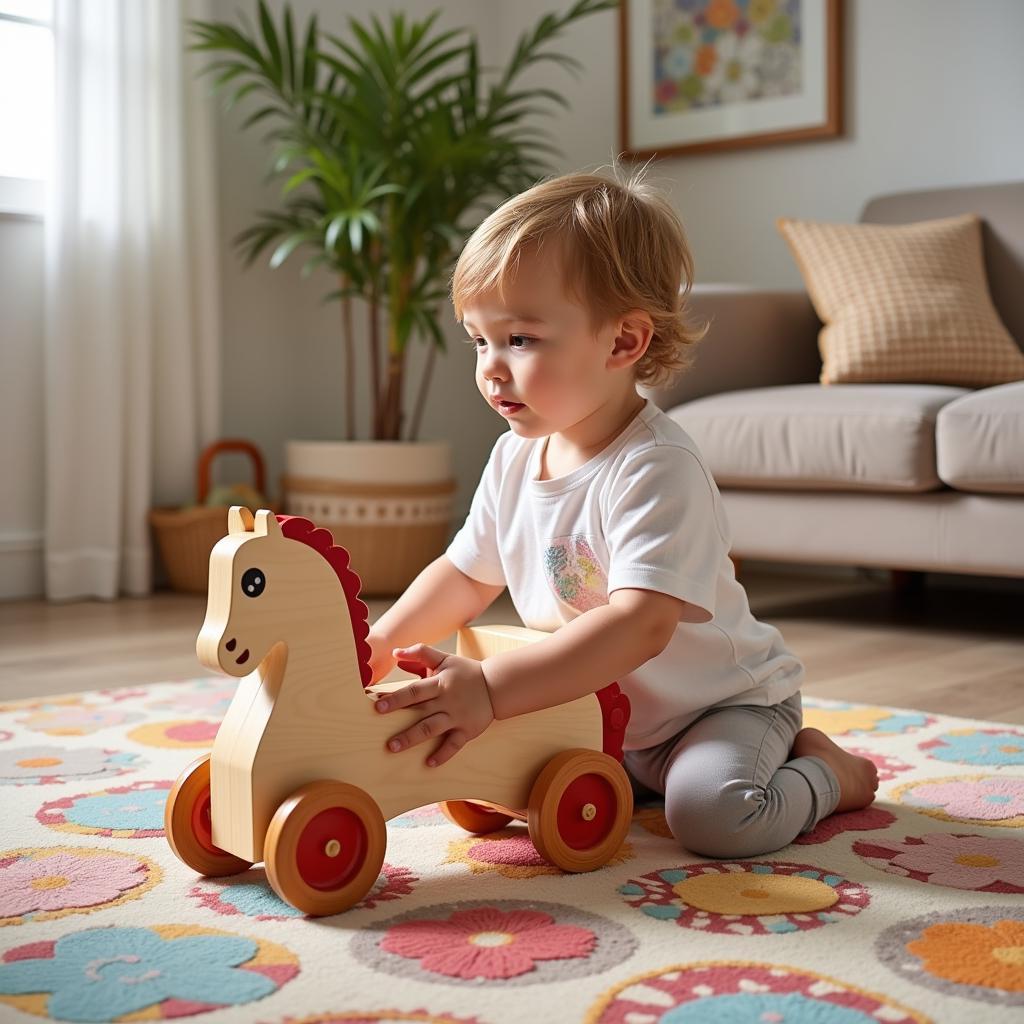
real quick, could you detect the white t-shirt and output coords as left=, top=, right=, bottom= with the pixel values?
left=445, top=397, right=804, bottom=750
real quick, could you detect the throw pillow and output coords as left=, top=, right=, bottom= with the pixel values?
left=776, top=213, right=1024, bottom=387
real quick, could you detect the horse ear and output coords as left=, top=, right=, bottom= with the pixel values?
left=254, top=509, right=282, bottom=539
left=228, top=506, right=255, bottom=535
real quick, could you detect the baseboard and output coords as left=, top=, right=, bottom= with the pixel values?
left=0, top=531, right=44, bottom=601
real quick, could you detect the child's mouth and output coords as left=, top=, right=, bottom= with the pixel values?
left=497, top=400, right=525, bottom=416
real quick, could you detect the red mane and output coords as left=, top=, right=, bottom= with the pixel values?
left=277, top=515, right=372, bottom=689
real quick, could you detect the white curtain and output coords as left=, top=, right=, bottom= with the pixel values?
left=44, top=0, right=221, bottom=600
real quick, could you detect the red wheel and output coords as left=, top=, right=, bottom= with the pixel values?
left=527, top=749, right=633, bottom=872
left=264, top=780, right=386, bottom=916
left=439, top=800, right=514, bottom=834
left=165, top=755, right=251, bottom=876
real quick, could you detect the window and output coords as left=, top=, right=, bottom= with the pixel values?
left=0, top=1, right=54, bottom=217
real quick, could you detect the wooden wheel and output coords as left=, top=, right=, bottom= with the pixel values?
left=165, top=754, right=251, bottom=877
left=439, top=800, right=514, bottom=834
left=527, top=748, right=633, bottom=872
left=264, top=780, right=386, bottom=916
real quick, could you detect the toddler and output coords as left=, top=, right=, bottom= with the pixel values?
left=366, top=167, right=878, bottom=858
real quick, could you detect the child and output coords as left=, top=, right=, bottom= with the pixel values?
left=365, top=167, right=878, bottom=859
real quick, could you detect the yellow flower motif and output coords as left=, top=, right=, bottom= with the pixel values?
left=672, top=871, right=839, bottom=916
left=803, top=706, right=891, bottom=736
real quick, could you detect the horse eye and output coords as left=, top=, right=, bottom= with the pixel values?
left=241, top=567, right=266, bottom=598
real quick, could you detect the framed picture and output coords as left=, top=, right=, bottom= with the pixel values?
left=619, top=0, right=843, bottom=159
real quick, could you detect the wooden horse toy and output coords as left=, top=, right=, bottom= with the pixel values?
left=165, top=507, right=633, bottom=916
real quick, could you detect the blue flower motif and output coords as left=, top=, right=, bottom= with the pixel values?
left=669, top=991, right=875, bottom=1022
left=0, top=926, right=275, bottom=1022
left=928, top=730, right=1024, bottom=766
left=221, top=881, right=305, bottom=919
left=872, top=712, right=930, bottom=735
left=64, top=788, right=167, bottom=831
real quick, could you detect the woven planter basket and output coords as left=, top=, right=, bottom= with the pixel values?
left=149, top=439, right=268, bottom=594
left=281, top=440, right=456, bottom=598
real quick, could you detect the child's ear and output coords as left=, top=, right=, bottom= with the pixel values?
left=610, top=311, right=654, bottom=367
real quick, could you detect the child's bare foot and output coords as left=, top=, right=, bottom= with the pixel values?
left=792, top=727, right=879, bottom=813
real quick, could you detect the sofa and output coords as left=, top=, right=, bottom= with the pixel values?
left=640, top=181, right=1024, bottom=580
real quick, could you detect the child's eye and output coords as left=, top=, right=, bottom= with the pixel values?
left=462, top=335, right=534, bottom=349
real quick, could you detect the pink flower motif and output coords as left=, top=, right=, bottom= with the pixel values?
left=841, top=746, right=913, bottom=782
left=466, top=835, right=548, bottom=867
left=164, top=720, right=220, bottom=744
left=910, top=777, right=1024, bottom=820
left=890, top=833, right=1024, bottom=890
left=794, top=805, right=896, bottom=845
left=0, top=851, right=146, bottom=917
left=381, top=906, right=595, bottom=979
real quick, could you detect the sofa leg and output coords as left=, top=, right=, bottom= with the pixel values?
left=891, top=569, right=926, bottom=595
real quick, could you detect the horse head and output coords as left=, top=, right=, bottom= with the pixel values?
left=196, top=507, right=339, bottom=677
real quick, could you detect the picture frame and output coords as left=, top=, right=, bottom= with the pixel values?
left=619, top=0, right=843, bottom=159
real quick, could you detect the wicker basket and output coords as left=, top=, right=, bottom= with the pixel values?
left=149, top=439, right=268, bottom=594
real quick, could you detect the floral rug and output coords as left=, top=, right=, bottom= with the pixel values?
left=0, top=680, right=1023, bottom=1023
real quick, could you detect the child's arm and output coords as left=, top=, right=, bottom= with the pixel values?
left=367, top=555, right=504, bottom=683
left=373, top=588, right=683, bottom=766
left=481, top=588, right=683, bottom=719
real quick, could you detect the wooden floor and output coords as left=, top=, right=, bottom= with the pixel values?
left=1, top=568, right=1022, bottom=724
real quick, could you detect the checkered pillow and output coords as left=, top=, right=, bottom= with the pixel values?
left=776, top=213, right=1024, bottom=387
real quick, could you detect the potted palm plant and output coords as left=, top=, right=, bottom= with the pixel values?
left=190, top=0, right=616, bottom=593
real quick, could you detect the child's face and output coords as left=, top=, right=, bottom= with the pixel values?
left=461, top=242, right=632, bottom=440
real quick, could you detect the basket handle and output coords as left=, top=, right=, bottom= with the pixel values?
left=196, top=439, right=266, bottom=505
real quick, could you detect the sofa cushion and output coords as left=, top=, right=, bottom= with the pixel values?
left=776, top=213, right=1024, bottom=387
left=670, top=383, right=968, bottom=492
left=936, top=381, right=1024, bottom=494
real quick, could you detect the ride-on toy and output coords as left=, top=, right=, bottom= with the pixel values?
left=165, top=507, right=632, bottom=915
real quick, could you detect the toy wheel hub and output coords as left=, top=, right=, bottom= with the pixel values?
left=296, top=808, right=366, bottom=891
left=190, top=788, right=225, bottom=857
left=557, top=774, right=616, bottom=850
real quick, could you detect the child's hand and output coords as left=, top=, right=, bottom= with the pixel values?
left=365, top=629, right=398, bottom=686
left=375, top=643, right=495, bottom=768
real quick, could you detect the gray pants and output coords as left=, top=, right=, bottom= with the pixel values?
left=623, top=693, right=840, bottom=859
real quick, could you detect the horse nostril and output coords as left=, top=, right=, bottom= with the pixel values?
left=226, top=638, right=237, bottom=652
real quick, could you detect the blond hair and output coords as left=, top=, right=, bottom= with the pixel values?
left=450, top=161, right=707, bottom=388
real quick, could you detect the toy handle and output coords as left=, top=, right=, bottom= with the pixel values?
left=196, top=439, right=266, bottom=505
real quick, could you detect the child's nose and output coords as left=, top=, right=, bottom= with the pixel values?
left=482, top=352, right=508, bottom=378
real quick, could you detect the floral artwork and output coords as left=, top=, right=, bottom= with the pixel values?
left=652, top=0, right=803, bottom=113
left=621, top=0, right=841, bottom=157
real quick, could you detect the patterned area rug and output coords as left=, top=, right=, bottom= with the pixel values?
left=1, top=680, right=1023, bottom=1023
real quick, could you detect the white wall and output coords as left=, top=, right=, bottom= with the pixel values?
left=503, top=0, right=1024, bottom=286
left=4, top=0, right=1024, bottom=600
left=0, top=216, right=46, bottom=598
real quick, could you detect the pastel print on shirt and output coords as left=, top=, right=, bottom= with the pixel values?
left=544, top=535, right=608, bottom=613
